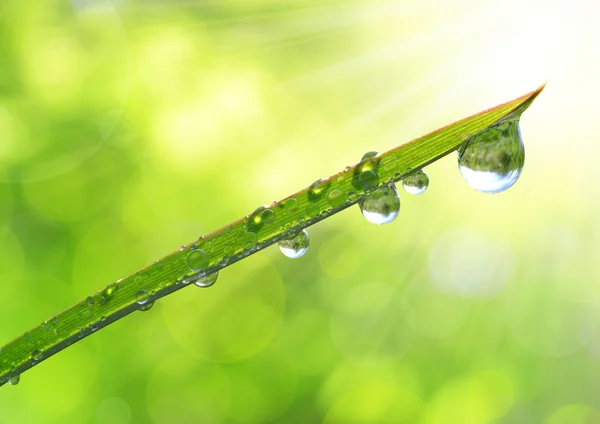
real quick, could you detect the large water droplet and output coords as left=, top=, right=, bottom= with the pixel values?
left=458, top=118, right=524, bottom=194
left=31, top=349, right=43, bottom=361
left=187, top=249, right=209, bottom=272
left=360, top=185, right=400, bottom=225
left=8, top=374, right=20, bottom=385
left=193, top=271, right=219, bottom=288
left=278, top=230, right=310, bottom=258
left=402, top=169, right=429, bottom=195
left=308, top=179, right=330, bottom=202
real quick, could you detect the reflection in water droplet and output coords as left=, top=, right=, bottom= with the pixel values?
left=8, top=375, right=20, bottom=385
left=278, top=230, right=310, bottom=259
left=187, top=249, right=209, bottom=272
left=139, top=300, right=154, bottom=312
left=136, top=290, right=150, bottom=305
left=402, top=169, right=429, bottom=195
left=31, top=349, right=43, bottom=361
left=193, top=271, right=219, bottom=288
left=360, top=185, right=400, bottom=225
left=458, top=118, right=524, bottom=194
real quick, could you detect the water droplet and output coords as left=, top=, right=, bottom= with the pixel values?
left=179, top=245, right=186, bottom=251
left=247, top=206, right=266, bottom=232
left=358, top=170, right=378, bottom=190
left=361, top=151, right=379, bottom=161
left=458, top=118, right=524, bottom=193
left=261, top=209, right=276, bottom=225
left=104, top=283, right=119, bottom=298
left=139, top=300, right=154, bottom=312
left=360, top=185, right=400, bottom=225
left=347, top=191, right=358, bottom=202
left=278, top=230, right=310, bottom=259
left=327, top=189, right=345, bottom=208
left=305, top=203, right=319, bottom=218
left=307, top=179, right=330, bottom=202
left=86, top=296, right=94, bottom=307
left=187, top=249, right=209, bottom=272
left=285, top=198, right=298, bottom=210
left=96, top=294, right=107, bottom=305
left=8, top=375, right=20, bottom=386
left=402, top=169, right=429, bottom=195
left=220, top=255, right=230, bottom=265
left=31, top=349, right=43, bottom=361
left=243, top=232, right=258, bottom=250
left=134, top=275, right=143, bottom=286
left=193, top=271, right=219, bottom=288
left=136, top=290, right=150, bottom=305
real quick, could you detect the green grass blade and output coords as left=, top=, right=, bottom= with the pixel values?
left=0, top=84, right=545, bottom=387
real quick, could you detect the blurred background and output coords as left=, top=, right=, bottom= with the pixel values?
left=1, top=0, right=599, bottom=422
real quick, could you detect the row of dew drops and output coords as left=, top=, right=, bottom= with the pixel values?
left=3, top=119, right=524, bottom=386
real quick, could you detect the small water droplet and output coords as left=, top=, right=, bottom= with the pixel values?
left=139, top=300, right=154, bottom=312
left=402, top=169, right=429, bottom=195
left=361, top=151, right=379, bottom=161
left=285, top=198, right=298, bottom=210
left=136, top=290, right=150, bottom=305
left=458, top=118, right=524, bottom=193
left=308, top=179, right=330, bottom=202
left=243, top=232, right=258, bottom=250
left=247, top=206, right=266, bottom=232
left=327, top=189, right=345, bottom=208
left=31, top=349, right=43, bottom=361
left=305, top=203, right=319, bottom=217
left=86, top=296, right=94, bottom=307
left=278, top=230, right=310, bottom=259
left=104, top=283, right=119, bottom=298
left=96, top=294, right=107, bottom=305
left=179, top=245, right=186, bottom=251
left=187, top=249, right=209, bottom=272
left=193, top=271, right=219, bottom=288
left=347, top=191, right=358, bottom=202
left=360, top=185, right=400, bottom=225
left=261, top=209, right=276, bottom=225
left=221, top=255, right=230, bottom=265
left=134, top=275, right=143, bottom=286
left=8, top=375, right=20, bottom=386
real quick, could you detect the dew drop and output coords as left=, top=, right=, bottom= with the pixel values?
left=278, top=230, right=310, bottom=259
left=104, top=283, right=118, bottom=298
left=8, top=375, right=20, bottom=386
left=307, top=179, right=330, bottom=202
left=193, top=271, right=219, bottom=288
left=361, top=151, right=379, bottom=161
left=360, top=185, right=400, bottom=225
left=402, top=169, right=429, bottom=195
left=31, top=349, right=43, bottom=361
left=358, top=170, right=378, bottom=190
left=305, top=203, right=319, bottom=218
left=243, top=232, right=258, bottom=250
left=285, top=198, right=298, bottom=210
left=327, top=189, right=345, bottom=208
left=458, top=118, right=524, bottom=194
left=261, top=209, right=276, bottom=225
left=187, top=249, right=209, bottom=272
left=136, top=290, right=150, bottom=305
left=139, top=300, right=154, bottom=312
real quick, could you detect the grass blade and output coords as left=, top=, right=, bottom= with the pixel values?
left=0, top=84, right=545, bottom=386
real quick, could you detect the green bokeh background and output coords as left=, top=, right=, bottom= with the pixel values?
left=1, top=0, right=599, bottom=422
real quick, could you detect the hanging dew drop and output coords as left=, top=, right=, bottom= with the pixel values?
left=360, top=185, right=400, bottom=225
left=193, top=271, right=219, bottom=288
left=278, top=230, right=310, bottom=259
left=139, top=300, right=154, bottom=312
left=8, top=375, right=20, bottom=386
left=402, top=169, right=429, bottom=195
left=458, top=117, right=525, bottom=193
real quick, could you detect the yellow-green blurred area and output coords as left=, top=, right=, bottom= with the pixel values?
left=1, top=0, right=599, bottom=422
